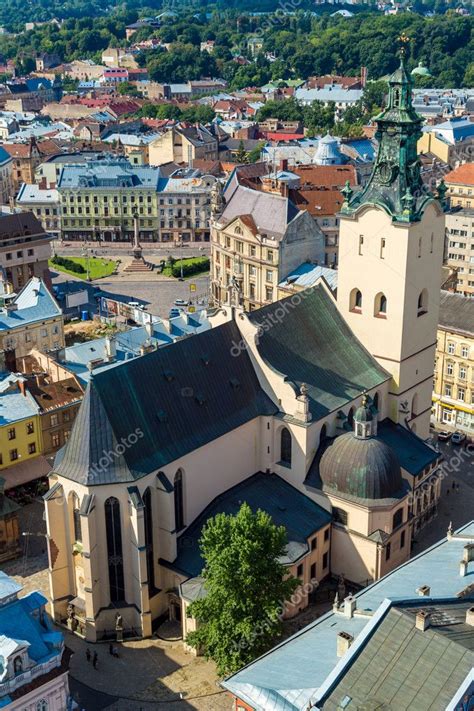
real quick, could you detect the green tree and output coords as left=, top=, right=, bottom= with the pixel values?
left=234, top=139, right=249, bottom=164
left=117, top=81, right=141, bottom=97
left=186, top=503, right=300, bottom=676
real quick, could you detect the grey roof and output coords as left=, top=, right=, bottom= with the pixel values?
left=0, top=212, right=48, bottom=244
left=320, top=601, right=474, bottom=710
left=438, top=289, right=474, bottom=337
left=164, top=472, right=332, bottom=578
left=54, top=319, right=277, bottom=486
left=57, top=159, right=161, bottom=190
left=219, top=184, right=300, bottom=240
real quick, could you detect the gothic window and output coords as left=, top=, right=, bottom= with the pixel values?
left=411, top=393, right=418, bottom=418
left=348, top=407, right=354, bottom=427
left=143, top=488, right=156, bottom=594
left=320, top=424, right=327, bottom=446
left=393, top=508, right=403, bottom=529
left=333, top=507, right=348, bottom=525
left=105, top=497, right=125, bottom=603
left=373, top=392, right=380, bottom=412
left=280, top=427, right=292, bottom=466
left=350, top=288, right=362, bottom=313
left=71, top=493, right=82, bottom=543
left=374, top=292, right=387, bottom=316
left=417, top=289, right=428, bottom=316
left=36, top=702, right=48, bottom=711
left=13, top=656, right=22, bottom=674
left=174, top=469, right=185, bottom=532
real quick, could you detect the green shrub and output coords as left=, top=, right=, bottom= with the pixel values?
left=171, top=257, right=209, bottom=278
left=51, top=255, right=86, bottom=274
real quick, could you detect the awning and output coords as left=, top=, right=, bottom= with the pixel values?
left=2, top=456, right=52, bottom=490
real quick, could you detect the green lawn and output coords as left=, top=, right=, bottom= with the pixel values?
left=162, top=256, right=210, bottom=279
left=49, top=256, right=118, bottom=280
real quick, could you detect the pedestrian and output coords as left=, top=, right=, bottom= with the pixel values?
left=92, top=651, right=98, bottom=670
left=86, top=648, right=91, bottom=663
left=452, top=481, right=456, bottom=490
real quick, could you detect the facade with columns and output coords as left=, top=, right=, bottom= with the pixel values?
left=44, top=55, right=446, bottom=644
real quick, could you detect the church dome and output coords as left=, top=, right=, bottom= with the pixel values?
left=319, top=433, right=403, bottom=500
left=314, top=133, right=344, bottom=165
left=411, top=62, right=432, bottom=78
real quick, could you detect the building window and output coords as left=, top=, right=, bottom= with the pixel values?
left=28, top=443, right=36, bottom=455
left=324, top=528, right=330, bottom=542
left=400, top=530, right=406, bottom=549
left=447, top=362, right=454, bottom=376
left=461, top=345, right=469, bottom=358
left=417, top=289, right=428, bottom=316
left=323, top=552, right=328, bottom=569
left=297, top=563, right=303, bottom=577
left=105, top=497, right=125, bottom=603
left=26, top=421, right=34, bottom=434
left=174, top=469, right=185, bottom=532
left=392, top=508, right=403, bottom=529
left=50, top=414, right=59, bottom=427
left=143, top=488, right=156, bottom=594
left=459, top=365, right=467, bottom=380
left=458, top=387, right=466, bottom=402
left=374, top=292, right=387, bottom=316
left=280, top=427, right=292, bottom=466
left=333, top=507, right=348, bottom=526
left=9, top=449, right=18, bottom=461
left=72, top=493, right=82, bottom=543
left=36, top=701, right=48, bottom=711
left=380, top=237, right=386, bottom=259
left=310, top=562, right=316, bottom=580
left=7, top=428, right=15, bottom=440
left=51, top=432, right=60, bottom=448
left=350, top=288, right=362, bottom=313
left=447, top=342, right=455, bottom=355
left=358, top=235, right=364, bottom=255
left=13, top=656, right=22, bottom=675
left=311, top=537, right=317, bottom=551
left=385, top=543, right=391, bottom=561
left=445, top=384, right=452, bottom=398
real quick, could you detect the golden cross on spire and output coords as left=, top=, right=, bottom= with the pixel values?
left=398, top=32, right=410, bottom=57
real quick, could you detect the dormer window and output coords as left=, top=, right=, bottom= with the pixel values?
left=13, top=656, right=23, bottom=675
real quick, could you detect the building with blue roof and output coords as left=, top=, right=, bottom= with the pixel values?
left=0, top=571, right=71, bottom=709
left=0, top=276, right=63, bottom=368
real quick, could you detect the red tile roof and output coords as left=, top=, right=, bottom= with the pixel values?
left=444, top=163, right=474, bottom=186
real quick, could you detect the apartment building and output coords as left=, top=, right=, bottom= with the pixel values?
left=445, top=208, right=474, bottom=296
left=0, top=212, right=52, bottom=290
left=16, top=183, right=61, bottom=239
left=149, top=125, right=218, bottom=166
left=445, top=163, right=474, bottom=209
left=433, top=290, right=474, bottom=433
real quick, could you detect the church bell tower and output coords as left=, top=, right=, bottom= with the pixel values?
left=337, top=39, right=446, bottom=440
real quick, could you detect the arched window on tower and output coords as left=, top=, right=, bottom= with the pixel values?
left=417, top=289, right=428, bottom=316
left=320, top=424, right=327, bottom=447
left=348, top=407, right=354, bottom=428
left=143, top=488, right=156, bottom=595
left=174, top=469, right=185, bottom=532
left=373, top=392, right=380, bottom=412
left=350, top=288, right=362, bottom=313
left=280, top=427, right=292, bottom=467
left=104, top=497, right=125, bottom=603
left=374, top=292, right=387, bottom=317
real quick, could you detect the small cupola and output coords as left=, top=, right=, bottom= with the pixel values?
left=354, top=394, right=376, bottom=439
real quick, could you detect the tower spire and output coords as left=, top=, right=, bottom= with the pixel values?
left=341, top=43, right=439, bottom=223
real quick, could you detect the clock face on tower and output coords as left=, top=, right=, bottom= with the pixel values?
left=378, top=161, right=398, bottom=186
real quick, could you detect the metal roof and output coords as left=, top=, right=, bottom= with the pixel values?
left=0, top=277, right=61, bottom=332
left=166, top=472, right=332, bottom=578
left=438, top=290, right=474, bottom=337
left=248, top=287, right=390, bottom=419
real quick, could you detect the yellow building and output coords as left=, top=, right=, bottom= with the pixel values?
left=433, top=290, right=474, bottom=433
left=0, top=374, right=42, bottom=480
left=444, top=163, right=474, bottom=209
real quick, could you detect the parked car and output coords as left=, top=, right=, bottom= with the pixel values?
left=437, top=431, right=452, bottom=442
left=174, top=298, right=187, bottom=306
left=169, top=308, right=181, bottom=318
left=451, top=431, right=466, bottom=445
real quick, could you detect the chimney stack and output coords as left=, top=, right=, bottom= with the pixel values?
left=466, top=606, right=474, bottom=627
left=280, top=158, right=288, bottom=172
left=104, top=335, right=116, bottom=361
left=415, top=610, right=430, bottom=632
left=343, top=593, right=356, bottom=619
left=416, top=585, right=431, bottom=597
left=337, top=631, right=354, bottom=657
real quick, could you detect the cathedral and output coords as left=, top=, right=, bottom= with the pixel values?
left=44, top=55, right=446, bottom=643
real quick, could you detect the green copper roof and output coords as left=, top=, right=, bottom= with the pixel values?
left=248, top=287, right=390, bottom=420
left=411, top=61, right=432, bottom=77
left=341, top=56, right=439, bottom=223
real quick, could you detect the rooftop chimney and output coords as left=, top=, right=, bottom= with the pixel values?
left=104, top=335, right=116, bottom=362
left=466, top=606, right=474, bottom=627
left=343, top=593, right=356, bottom=619
left=337, top=631, right=354, bottom=657
left=416, top=585, right=431, bottom=597
left=280, top=158, right=288, bottom=172
left=415, top=610, right=430, bottom=632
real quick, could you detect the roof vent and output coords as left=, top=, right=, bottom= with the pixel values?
left=229, top=377, right=240, bottom=389
left=163, top=370, right=174, bottom=382
left=195, top=393, right=206, bottom=405
left=417, top=585, right=431, bottom=597
left=201, top=354, right=210, bottom=366
left=157, top=410, right=168, bottom=423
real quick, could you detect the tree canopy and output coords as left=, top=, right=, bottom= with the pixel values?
left=186, top=502, right=300, bottom=676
